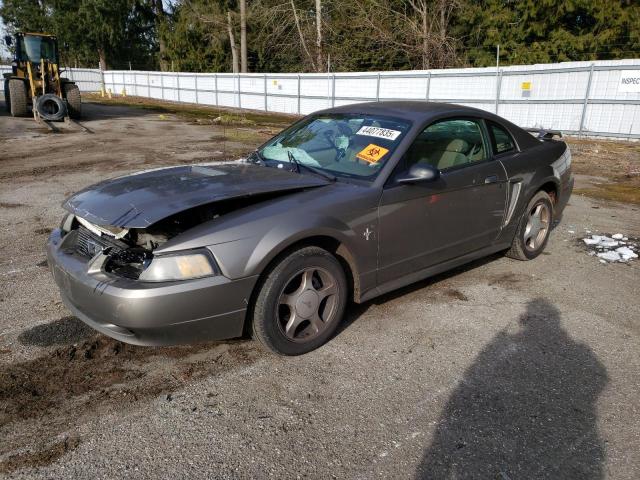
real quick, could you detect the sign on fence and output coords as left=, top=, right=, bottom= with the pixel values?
left=618, top=70, right=640, bottom=93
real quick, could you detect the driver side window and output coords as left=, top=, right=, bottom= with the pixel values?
left=405, top=119, right=487, bottom=171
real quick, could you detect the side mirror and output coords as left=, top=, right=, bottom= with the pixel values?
left=4, top=35, right=12, bottom=46
left=396, top=164, right=440, bottom=184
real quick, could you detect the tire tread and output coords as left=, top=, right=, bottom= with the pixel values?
left=506, top=190, right=553, bottom=261
left=8, top=79, right=28, bottom=117
left=251, top=246, right=346, bottom=355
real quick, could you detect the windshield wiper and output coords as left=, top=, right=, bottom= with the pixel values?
left=287, top=150, right=336, bottom=182
left=249, top=149, right=267, bottom=166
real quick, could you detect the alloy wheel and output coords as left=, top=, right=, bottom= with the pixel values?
left=523, top=202, right=551, bottom=251
left=276, top=267, right=339, bottom=342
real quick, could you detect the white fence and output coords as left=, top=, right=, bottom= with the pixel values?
left=3, top=60, right=640, bottom=139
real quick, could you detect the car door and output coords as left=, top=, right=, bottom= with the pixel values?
left=377, top=117, right=508, bottom=285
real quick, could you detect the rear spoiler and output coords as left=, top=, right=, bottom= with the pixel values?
left=525, top=128, right=563, bottom=140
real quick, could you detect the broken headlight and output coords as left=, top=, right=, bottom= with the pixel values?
left=60, top=213, right=76, bottom=235
left=138, top=250, right=219, bottom=282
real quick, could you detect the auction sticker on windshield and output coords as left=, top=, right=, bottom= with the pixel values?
left=356, top=144, right=389, bottom=163
left=356, top=126, right=402, bottom=141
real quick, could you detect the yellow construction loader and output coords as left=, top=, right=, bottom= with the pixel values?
left=3, top=32, right=81, bottom=121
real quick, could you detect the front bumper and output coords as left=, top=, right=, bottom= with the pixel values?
left=47, top=229, right=258, bottom=346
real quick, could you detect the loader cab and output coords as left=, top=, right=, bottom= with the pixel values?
left=11, top=33, right=59, bottom=66
left=17, top=34, right=59, bottom=63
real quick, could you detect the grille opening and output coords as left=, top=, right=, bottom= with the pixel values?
left=74, top=226, right=151, bottom=280
left=75, top=226, right=126, bottom=258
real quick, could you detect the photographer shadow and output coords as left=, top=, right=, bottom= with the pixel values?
left=416, top=298, right=608, bottom=479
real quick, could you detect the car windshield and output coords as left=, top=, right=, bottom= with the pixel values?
left=19, top=35, right=57, bottom=62
left=256, top=114, right=411, bottom=180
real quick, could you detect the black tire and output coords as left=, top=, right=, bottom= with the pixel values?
left=506, top=190, right=554, bottom=261
left=251, top=246, right=348, bottom=355
left=8, top=79, right=28, bottom=117
left=3, top=79, right=10, bottom=112
left=35, top=93, right=67, bottom=121
left=62, top=83, right=81, bottom=119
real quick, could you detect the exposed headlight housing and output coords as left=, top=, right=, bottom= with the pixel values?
left=138, top=250, right=219, bottom=282
left=60, top=213, right=76, bottom=235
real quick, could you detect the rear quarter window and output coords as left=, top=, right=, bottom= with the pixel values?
left=488, top=122, right=516, bottom=154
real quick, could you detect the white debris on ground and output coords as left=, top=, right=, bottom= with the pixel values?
left=580, top=233, right=639, bottom=263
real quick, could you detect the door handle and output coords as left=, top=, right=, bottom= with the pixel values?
left=484, top=175, right=498, bottom=184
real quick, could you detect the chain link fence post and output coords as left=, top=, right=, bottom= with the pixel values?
left=331, top=74, right=336, bottom=107
left=264, top=73, right=268, bottom=111
left=376, top=73, right=381, bottom=102
left=579, top=63, right=595, bottom=136
left=99, top=64, right=106, bottom=94
left=297, top=74, right=301, bottom=114
left=425, top=71, right=431, bottom=101
left=214, top=73, right=219, bottom=107
left=495, top=69, right=503, bottom=115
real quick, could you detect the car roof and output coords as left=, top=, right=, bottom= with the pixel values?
left=315, top=100, right=540, bottom=148
left=317, top=101, right=498, bottom=122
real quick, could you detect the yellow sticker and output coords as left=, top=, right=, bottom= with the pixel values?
left=356, top=144, right=389, bottom=164
left=521, top=81, right=531, bottom=90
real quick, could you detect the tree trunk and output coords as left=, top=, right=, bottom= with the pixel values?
left=421, top=3, right=429, bottom=69
left=290, top=0, right=316, bottom=71
left=154, top=0, right=168, bottom=71
left=98, top=48, right=107, bottom=71
left=240, top=0, right=247, bottom=73
left=315, top=0, right=323, bottom=72
left=227, top=11, right=239, bottom=74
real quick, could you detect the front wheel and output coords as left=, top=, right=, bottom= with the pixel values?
left=8, top=79, right=28, bottom=117
left=251, top=246, right=347, bottom=355
left=62, top=83, right=81, bottom=119
left=506, top=190, right=554, bottom=260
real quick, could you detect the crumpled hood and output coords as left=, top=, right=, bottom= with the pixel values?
left=63, top=163, right=330, bottom=228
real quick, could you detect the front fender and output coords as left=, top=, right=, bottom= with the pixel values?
left=208, top=214, right=362, bottom=279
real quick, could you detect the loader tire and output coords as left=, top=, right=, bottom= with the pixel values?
left=36, top=94, right=67, bottom=121
left=8, top=79, right=28, bottom=117
left=62, top=83, right=81, bottom=119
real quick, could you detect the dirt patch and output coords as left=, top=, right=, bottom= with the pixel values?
left=85, top=94, right=297, bottom=127
left=443, top=289, right=469, bottom=301
left=574, top=180, right=640, bottom=205
left=487, top=272, right=532, bottom=289
left=0, top=202, right=27, bottom=208
left=0, top=158, right=121, bottom=181
left=567, top=137, right=640, bottom=205
left=0, top=435, right=80, bottom=475
left=0, top=333, right=260, bottom=472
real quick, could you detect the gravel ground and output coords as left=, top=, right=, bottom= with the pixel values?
left=0, top=101, right=639, bottom=479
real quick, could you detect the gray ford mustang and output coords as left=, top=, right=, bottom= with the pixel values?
left=47, top=101, right=573, bottom=355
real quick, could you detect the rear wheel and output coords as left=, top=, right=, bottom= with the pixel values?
left=62, top=83, right=81, bottom=119
left=252, top=246, right=347, bottom=355
left=506, top=190, right=553, bottom=260
left=8, top=79, right=28, bottom=117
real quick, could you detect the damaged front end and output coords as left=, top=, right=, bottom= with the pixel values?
left=59, top=202, right=229, bottom=282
